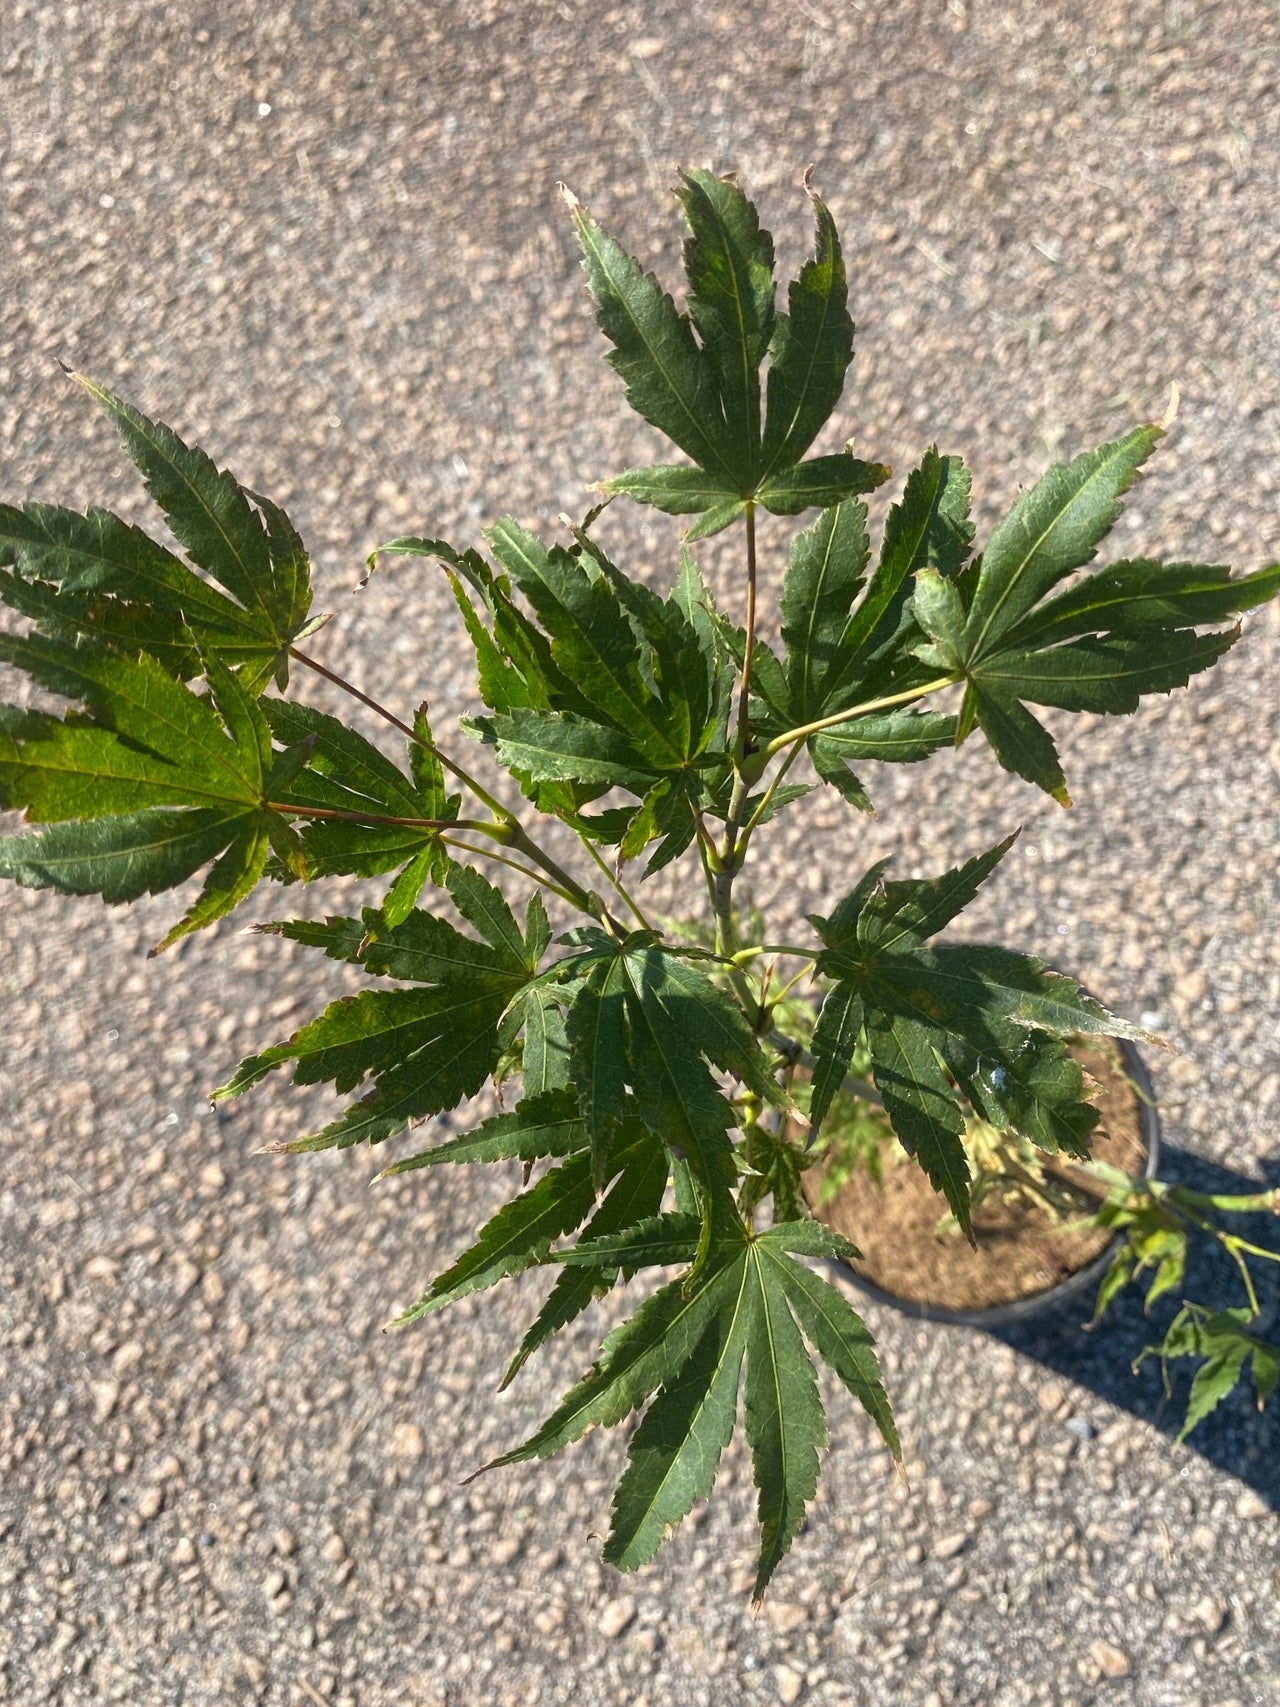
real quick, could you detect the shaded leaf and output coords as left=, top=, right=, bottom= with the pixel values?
left=811, top=841, right=1144, bottom=1232
left=678, top=169, right=777, bottom=481
left=760, top=190, right=854, bottom=478
left=569, top=192, right=737, bottom=483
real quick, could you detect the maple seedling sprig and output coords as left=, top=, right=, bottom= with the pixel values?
left=1, top=166, right=1278, bottom=1596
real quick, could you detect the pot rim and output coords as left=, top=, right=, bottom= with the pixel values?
left=814, top=1035, right=1162, bottom=1329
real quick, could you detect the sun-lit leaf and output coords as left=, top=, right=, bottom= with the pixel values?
left=481, top=1220, right=890, bottom=1598
left=20, top=376, right=316, bottom=691
left=0, top=637, right=293, bottom=944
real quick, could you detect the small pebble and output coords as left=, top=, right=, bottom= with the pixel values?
left=262, top=1568, right=287, bottom=1599
left=90, top=1379, right=119, bottom=1423
left=1236, top=1491, right=1270, bottom=1521
left=773, top=1662, right=805, bottom=1704
left=1089, top=1639, right=1131, bottom=1678
left=136, top=1487, right=164, bottom=1522
left=389, top=1422, right=425, bottom=1461
left=1037, top=1382, right=1066, bottom=1414
left=112, top=1342, right=143, bottom=1378
left=1192, top=1594, right=1228, bottom=1636
left=598, top=1596, right=637, bottom=1639
left=320, top=1533, right=346, bottom=1563
left=933, top=1531, right=968, bottom=1560
left=1065, top=1416, right=1097, bottom=1441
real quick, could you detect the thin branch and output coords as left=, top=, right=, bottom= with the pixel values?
left=289, top=644, right=513, bottom=822
left=289, top=645, right=421, bottom=744
left=287, top=644, right=604, bottom=913
left=732, top=502, right=759, bottom=768
left=576, top=833, right=655, bottom=931
left=270, top=803, right=484, bottom=834
left=442, top=836, right=582, bottom=906
left=762, top=674, right=961, bottom=757
left=730, top=944, right=821, bottom=964
left=739, top=741, right=804, bottom=845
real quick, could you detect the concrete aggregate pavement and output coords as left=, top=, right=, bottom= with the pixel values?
left=2, top=3, right=1278, bottom=1703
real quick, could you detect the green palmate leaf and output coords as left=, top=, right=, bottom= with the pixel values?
left=553, top=1211, right=702, bottom=1271
left=677, top=168, right=777, bottom=482
left=807, top=984, right=865, bottom=1139
left=0, top=510, right=223, bottom=680
left=966, top=683, right=1073, bottom=805
left=365, top=537, right=600, bottom=820
left=559, top=935, right=777, bottom=1211
left=897, top=422, right=1265, bottom=803
left=603, top=1263, right=751, bottom=1575
left=820, top=448, right=974, bottom=698
left=972, top=630, right=1239, bottom=716
left=392, top=1145, right=605, bottom=1325
left=566, top=952, right=632, bottom=1171
left=740, top=1237, right=826, bottom=1599
left=673, top=548, right=731, bottom=724
left=77, top=376, right=278, bottom=621
left=481, top=707, right=661, bottom=792
left=761, top=186, right=854, bottom=479
left=258, top=911, right=370, bottom=964
left=567, top=189, right=738, bottom=485
left=756, top=455, right=890, bottom=517
left=1001, top=557, right=1280, bottom=649
left=1146, top=1306, right=1280, bottom=1442
left=27, top=375, right=314, bottom=690
left=809, top=709, right=959, bottom=802
left=520, top=984, right=573, bottom=1096
left=485, top=1221, right=892, bottom=1598
left=962, top=424, right=1164, bottom=660
left=810, top=840, right=1142, bottom=1232
left=780, top=499, right=871, bottom=722
left=487, top=519, right=691, bottom=766
left=682, top=499, right=753, bottom=543
left=743, top=455, right=971, bottom=809
left=484, top=1237, right=748, bottom=1468
left=578, top=175, right=879, bottom=527
left=0, top=636, right=291, bottom=946
left=501, top=1146, right=673, bottom=1390
left=764, top=1224, right=900, bottom=1462
left=603, top=465, right=742, bottom=518
left=579, top=535, right=723, bottom=750
left=214, top=864, right=543, bottom=1150
left=618, top=968, right=738, bottom=1204
left=376, top=1089, right=586, bottom=1177
left=262, top=697, right=456, bottom=888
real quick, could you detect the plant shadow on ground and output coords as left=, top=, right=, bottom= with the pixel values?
left=983, top=1145, right=1280, bottom=1503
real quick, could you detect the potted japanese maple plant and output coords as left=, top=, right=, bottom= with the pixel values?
left=1, top=167, right=1277, bottom=1597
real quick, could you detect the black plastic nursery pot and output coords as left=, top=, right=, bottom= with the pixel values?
left=805, top=1036, right=1162, bottom=1331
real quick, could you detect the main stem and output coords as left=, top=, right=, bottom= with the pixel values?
left=713, top=503, right=764, bottom=1019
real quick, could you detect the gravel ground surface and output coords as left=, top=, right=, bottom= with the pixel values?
left=2, top=3, right=1279, bottom=1704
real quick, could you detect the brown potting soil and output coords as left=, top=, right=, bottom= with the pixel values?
left=803, top=1042, right=1151, bottom=1312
